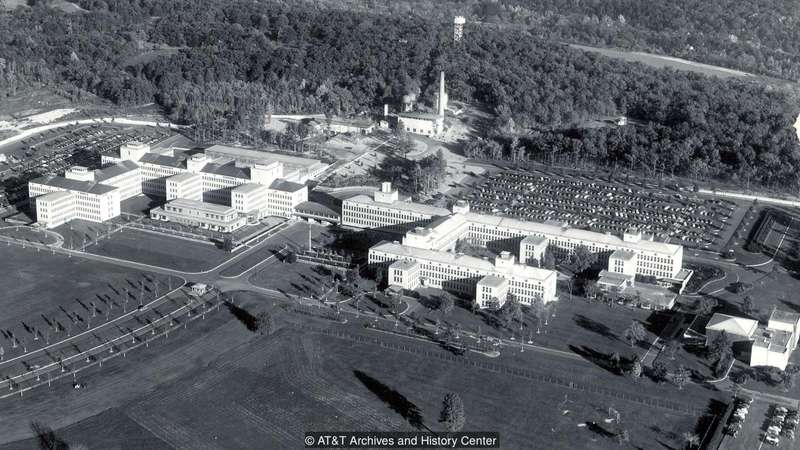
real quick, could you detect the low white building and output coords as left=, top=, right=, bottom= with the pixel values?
left=35, top=191, right=76, bottom=228
left=327, top=118, right=375, bottom=135
left=706, top=313, right=759, bottom=343
left=150, top=198, right=247, bottom=233
left=745, top=310, right=800, bottom=371
left=397, top=112, right=444, bottom=137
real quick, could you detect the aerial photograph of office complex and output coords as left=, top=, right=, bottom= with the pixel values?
left=2, top=1, right=800, bottom=449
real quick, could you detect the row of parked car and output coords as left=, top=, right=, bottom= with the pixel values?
left=725, top=397, right=753, bottom=438
left=765, top=405, right=798, bottom=446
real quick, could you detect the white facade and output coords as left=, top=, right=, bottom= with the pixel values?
left=29, top=176, right=120, bottom=226
left=119, top=141, right=151, bottom=162
left=264, top=180, right=308, bottom=218
left=35, top=191, right=76, bottom=228
left=369, top=243, right=557, bottom=307
left=397, top=113, right=443, bottom=136
left=749, top=311, right=800, bottom=371
left=388, top=259, right=421, bottom=290
left=150, top=198, right=247, bottom=232
left=232, top=183, right=268, bottom=218
left=342, top=183, right=448, bottom=233
left=344, top=182, right=686, bottom=283
left=95, top=161, right=142, bottom=200
left=166, top=173, right=202, bottom=201
left=476, top=275, right=509, bottom=309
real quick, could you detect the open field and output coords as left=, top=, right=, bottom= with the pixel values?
left=0, top=244, right=174, bottom=364
left=0, top=292, right=723, bottom=449
left=82, top=227, right=231, bottom=272
left=570, top=44, right=755, bottom=80
left=0, top=291, right=250, bottom=447
left=0, top=89, right=74, bottom=120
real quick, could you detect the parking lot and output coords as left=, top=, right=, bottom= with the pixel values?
left=0, top=125, right=172, bottom=208
left=725, top=397, right=799, bottom=450
left=467, top=169, right=738, bottom=249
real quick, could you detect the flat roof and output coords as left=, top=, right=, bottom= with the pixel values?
left=464, top=212, right=681, bottom=256
left=346, top=194, right=451, bottom=217
left=30, top=175, right=118, bottom=195
left=164, top=198, right=236, bottom=215
left=610, top=249, right=638, bottom=261
left=269, top=179, right=306, bottom=193
left=232, top=183, right=266, bottom=194
left=204, top=145, right=324, bottom=169
left=38, top=191, right=74, bottom=202
left=139, top=153, right=186, bottom=169
left=94, top=160, right=139, bottom=182
left=201, top=162, right=250, bottom=179
left=167, top=172, right=200, bottom=183
left=521, top=235, right=548, bottom=246
left=329, top=118, right=374, bottom=128
left=478, top=274, right=507, bottom=288
left=398, top=112, right=443, bottom=121
left=769, top=309, right=800, bottom=326
left=390, top=259, right=419, bottom=271
left=597, top=269, right=634, bottom=286
left=371, top=241, right=555, bottom=282
left=753, top=327, right=792, bottom=352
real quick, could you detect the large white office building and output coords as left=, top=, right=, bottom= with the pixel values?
left=29, top=173, right=121, bottom=224
left=370, top=242, right=557, bottom=308
left=346, top=182, right=691, bottom=291
left=30, top=140, right=322, bottom=228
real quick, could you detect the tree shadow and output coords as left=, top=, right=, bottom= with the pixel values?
left=573, top=314, right=617, bottom=340
left=568, top=345, right=620, bottom=376
left=226, top=302, right=258, bottom=332
left=353, top=370, right=425, bottom=429
left=586, top=421, right=616, bottom=438
left=30, top=422, right=69, bottom=450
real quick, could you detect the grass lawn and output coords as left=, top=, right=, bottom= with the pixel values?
left=0, top=244, right=173, bottom=366
left=1, top=291, right=723, bottom=449
left=0, top=226, right=59, bottom=245
left=83, top=227, right=231, bottom=272
left=403, top=290, right=663, bottom=363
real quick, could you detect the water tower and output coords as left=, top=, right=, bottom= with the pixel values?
left=454, top=16, right=466, bottom=42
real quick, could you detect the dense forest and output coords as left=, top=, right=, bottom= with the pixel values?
left=0, top=0, right=799, bottom=189
left=288, top=0, right=800, bottom=82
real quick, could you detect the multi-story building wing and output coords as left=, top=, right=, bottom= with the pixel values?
left=342, top=183, right=449, bottom=233
left=35, top=191, right=76, bottom=228
left=94, top=160, right=142, bottom=200
left=346, top=181, right=691, bottom=291
left=265, top=179, right=308, bottom=218
left=370, top=242, right=557, bottom=307
left=29, top=175, right=120, bottom=223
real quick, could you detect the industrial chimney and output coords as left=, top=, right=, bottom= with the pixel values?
left=438, top=71, right=446, bottom=117
left=383, top=103, right=389, bottom=118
